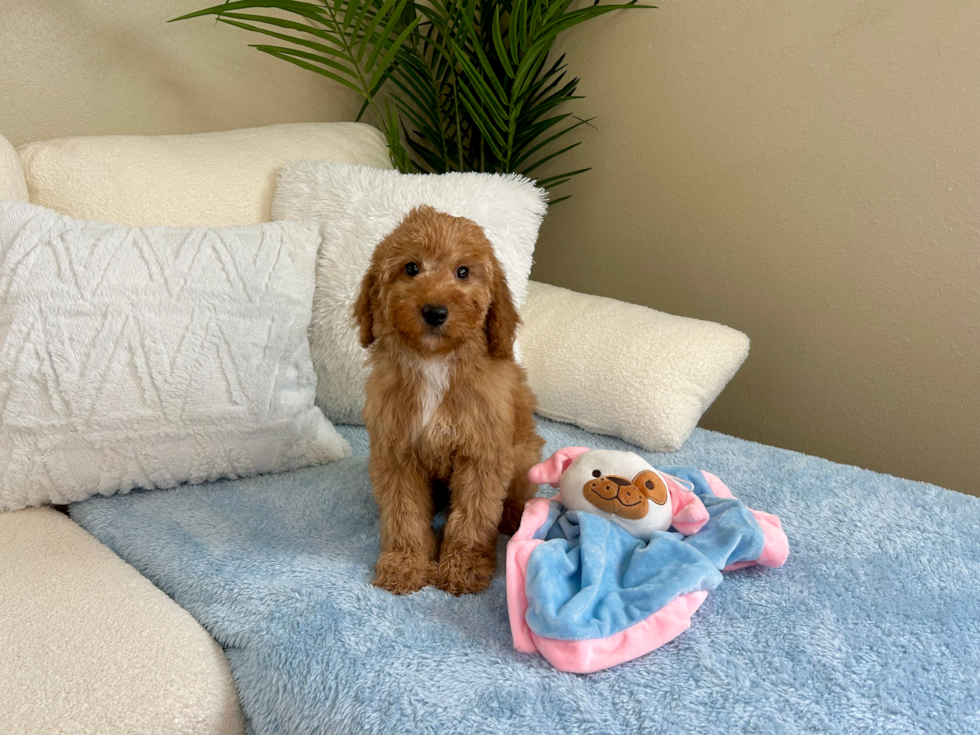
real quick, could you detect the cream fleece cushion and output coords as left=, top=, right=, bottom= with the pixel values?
left=519, top=281, right=750, bottom=452
left=0, top=202, right=349, bottom=511
left=0, top=506, right=244, bottom=735
left=0, top=133, right=29, bottom=202
left=272, top=161, right=548, bottom=424
left=17, top=122, right=392, bottom=226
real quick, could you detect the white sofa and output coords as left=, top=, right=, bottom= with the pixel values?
left=0, top=123, right=744, bottom=734
left=0, top=124, right=390, bottom=735
left=1, top=122, right=396, bottom=735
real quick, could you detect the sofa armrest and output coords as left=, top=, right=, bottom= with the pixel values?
left=16, top=122, right=391, bottom=227
left=1, top=133, right=29, bottom=202
left=0, top=507, right=244, bottom=735
left=519, top=281, right=749, bottom=452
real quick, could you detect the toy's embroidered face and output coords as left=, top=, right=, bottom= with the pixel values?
left=583, top=469, right=669, bottom=520
left=547, top=449, right=674, bottom=538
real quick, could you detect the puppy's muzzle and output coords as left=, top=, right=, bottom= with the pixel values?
left=421, top=304, right=449, bottom=327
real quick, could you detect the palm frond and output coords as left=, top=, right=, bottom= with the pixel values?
left=173, top=0, right=655, bottom=197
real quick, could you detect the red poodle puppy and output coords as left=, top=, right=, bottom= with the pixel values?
left=354, top=205, right=544, bottom=596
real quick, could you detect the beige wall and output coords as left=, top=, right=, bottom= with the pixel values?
left=533, top=1, right=980, bottom=495
left=0, top=1, right=362, bottom=147
left=1, top=2, right=976, bottom=494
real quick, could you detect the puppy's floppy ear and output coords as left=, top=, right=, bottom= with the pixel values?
left=485, top=257, right=520, bottom=359
left=353, top=262, right=379, bottom=348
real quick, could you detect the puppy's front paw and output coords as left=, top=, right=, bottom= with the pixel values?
left=373, top=550, right=434, bottom=595
left=436, top=546, right=497, bottom=596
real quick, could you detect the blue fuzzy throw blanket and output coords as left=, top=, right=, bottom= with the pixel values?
left=71, top=419, right=980, bottom=734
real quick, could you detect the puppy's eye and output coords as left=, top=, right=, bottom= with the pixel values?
left=592, top=469, right=601, bottom=478
left=455, top=266, right=469, bottom=280
left=405, top=262, right=419, bottom=277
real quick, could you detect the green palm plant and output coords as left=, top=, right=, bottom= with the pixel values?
left=173, top=0, right=652, bottom=203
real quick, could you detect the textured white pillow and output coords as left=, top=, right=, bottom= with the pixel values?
left=519, top=281, right=750, bottom=452
left=0, top=202, right=350, bottom=511
left=272, top=161, right=548, bottom=424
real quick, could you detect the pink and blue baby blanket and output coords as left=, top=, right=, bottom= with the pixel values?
left=507, top=467, right=789, bottom=673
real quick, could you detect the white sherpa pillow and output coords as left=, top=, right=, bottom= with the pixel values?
left=519, top=281, right=750, bottom=452
left=272, top=161, right=548, bottom=424
left=0, top=201, right=350, bottom=511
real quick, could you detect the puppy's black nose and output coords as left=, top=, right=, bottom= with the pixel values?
left=421, top=304, right=449, bottom=327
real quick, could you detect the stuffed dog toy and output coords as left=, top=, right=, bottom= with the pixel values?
left=527, top=447, right=710, bottom=540
left=513, top=448, right=789, bottom=673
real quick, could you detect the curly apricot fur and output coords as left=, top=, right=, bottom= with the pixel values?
left=354, top=206, right=544, bottom=596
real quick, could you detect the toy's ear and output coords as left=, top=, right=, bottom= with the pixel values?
left=527, top=447, right=591, bottom=487
left=667, top=477, right=710, bottom=536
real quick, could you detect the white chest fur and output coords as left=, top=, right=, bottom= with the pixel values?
left=415, top=357, right=451, bottom=430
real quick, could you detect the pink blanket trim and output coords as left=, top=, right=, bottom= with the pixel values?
left=506, top=495, right=711, bottom=673
left=701, top=471, right=790, bottom=571
left=530, top=591, right=710, bottom=674
left=506, top=497, right=552, bottom=654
